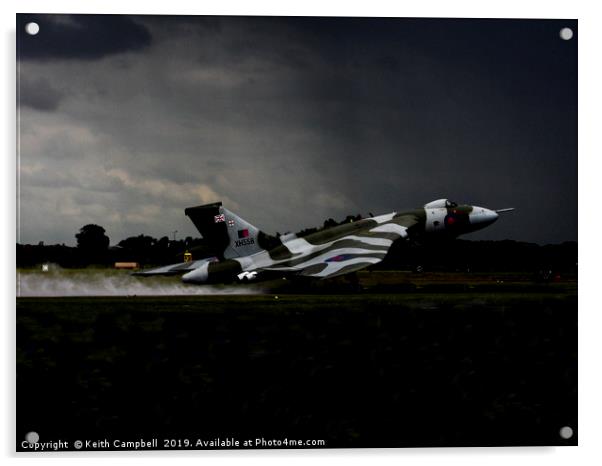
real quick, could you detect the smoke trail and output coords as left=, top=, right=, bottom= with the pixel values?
left=16, top=265, right=264, bottom=297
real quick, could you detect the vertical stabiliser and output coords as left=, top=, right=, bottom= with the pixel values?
left=185, top=202, right=274, bottom=259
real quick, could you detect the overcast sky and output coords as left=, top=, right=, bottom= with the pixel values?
left=17, top=15, right=577, bottom=245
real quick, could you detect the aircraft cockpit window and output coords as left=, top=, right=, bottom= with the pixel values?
left=445, top=200, right=458, bottom=208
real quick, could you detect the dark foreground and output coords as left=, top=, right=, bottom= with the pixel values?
left=17, top=280, right=577, bottom=450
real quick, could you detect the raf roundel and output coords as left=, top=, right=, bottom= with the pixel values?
left=326, top=254, right=357, bottom=262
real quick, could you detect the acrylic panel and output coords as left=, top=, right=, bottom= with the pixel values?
left=16, top=14, right=577, bottom=451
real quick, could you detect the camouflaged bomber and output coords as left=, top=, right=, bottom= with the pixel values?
left=135, top=199, right=513, bottom=283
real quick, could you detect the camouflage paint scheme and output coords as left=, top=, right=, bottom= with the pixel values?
left=135, top=199, right=508, bottom=284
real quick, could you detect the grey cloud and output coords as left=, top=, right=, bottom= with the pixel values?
left=17, top=16, right=576, bottom=245
left=18, top=76, right=64, bottom=111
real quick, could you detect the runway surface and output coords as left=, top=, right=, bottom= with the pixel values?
left=16, top=273, right=577, bottom=449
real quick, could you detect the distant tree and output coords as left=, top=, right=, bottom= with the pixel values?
left=116, top=234, right=158, bottom=264
left=156, top=236, right=169, bottom=249
left=118, top=234, right=156, bottom=251
left=296, top=227, right=318, bottom=237
left=75, top=224, right=110, bottom=251
left=169, top=239, right=186, bottom=251
left=74, top=224, right=110, bottom=264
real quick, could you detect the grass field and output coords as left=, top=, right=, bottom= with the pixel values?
left=16, top=273, right=577, bottom=450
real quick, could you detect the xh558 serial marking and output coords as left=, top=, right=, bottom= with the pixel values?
left=135, top=199, right=514, bottom=284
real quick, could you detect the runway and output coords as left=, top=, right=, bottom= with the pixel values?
left=16, top=275, right=577, bottom=449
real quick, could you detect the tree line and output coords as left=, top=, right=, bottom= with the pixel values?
left=17, top=221, right=577, bottom=274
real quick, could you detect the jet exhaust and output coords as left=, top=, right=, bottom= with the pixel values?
left=17, top=265, right=264, bottom=297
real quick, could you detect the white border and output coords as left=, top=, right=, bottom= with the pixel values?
left=4, top=1, right=599, bottom=465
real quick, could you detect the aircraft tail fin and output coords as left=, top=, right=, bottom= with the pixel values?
left=185, top=202, right=278, bottom=259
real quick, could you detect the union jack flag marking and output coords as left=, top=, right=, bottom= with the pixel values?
left=214, top=214, right=225, bottom=223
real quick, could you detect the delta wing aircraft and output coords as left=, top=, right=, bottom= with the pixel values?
left=135, top=199, right=514, bottom=284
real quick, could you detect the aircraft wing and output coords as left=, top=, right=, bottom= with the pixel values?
left=132, top=258, right=217, bottom=276
left=255, top=212, right=418, bottom=279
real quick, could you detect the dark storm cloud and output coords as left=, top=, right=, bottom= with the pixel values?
left=18, top=76, right=64, bottom=111
left=17, top=15, right=577, bottom=245
left=17, top=14, right=152, bottom=60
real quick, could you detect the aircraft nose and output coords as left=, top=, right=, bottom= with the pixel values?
left=469, top=207, right=498, bottom=227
